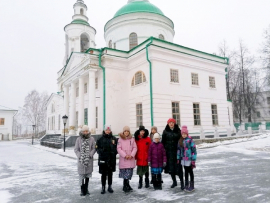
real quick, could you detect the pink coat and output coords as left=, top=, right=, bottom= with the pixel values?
left=117, top=134, right=138, bottom=169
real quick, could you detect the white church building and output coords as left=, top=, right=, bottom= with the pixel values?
left=46, top=0, right=234, bottom=138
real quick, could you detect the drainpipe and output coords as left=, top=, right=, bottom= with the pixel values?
left=146, top=37, right=154, bottom=126
left=98, top=48, right=106, bottom=126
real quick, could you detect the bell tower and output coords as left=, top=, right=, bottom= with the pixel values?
left=63, top=0, right=96, bottom=65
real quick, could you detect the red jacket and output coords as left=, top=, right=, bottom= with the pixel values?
left=135, top=128, right=151, bottom=166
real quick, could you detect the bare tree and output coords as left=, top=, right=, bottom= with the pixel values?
left=22, top=90, right=49, bottom=136
left=260, top=25, right=270, bottom=87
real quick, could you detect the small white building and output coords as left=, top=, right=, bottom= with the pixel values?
left=46, top=0, right=233, bottom=137
left=0, top=106, right=17, bottom=141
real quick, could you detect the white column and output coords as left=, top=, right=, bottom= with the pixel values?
left=88, top=71, right=96, bottom=134
left=69, top=82, right=76, bottom=135
left=78, top=77, right=85, bottom=129
left=64, top=85, right=69, bottom=134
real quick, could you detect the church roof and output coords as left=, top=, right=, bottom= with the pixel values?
left=71, top=19, right=90, bottom=26
left=114, top=0, right=164, bottom=18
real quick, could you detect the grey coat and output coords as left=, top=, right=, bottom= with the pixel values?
left=74, top=136, right=96, bottom=175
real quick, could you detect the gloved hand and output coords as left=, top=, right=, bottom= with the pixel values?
left=191, top=161, right=196, bottom=169
left=163, top=162, right=167, bottom=167
left=148, top=162, right=151, bottom=166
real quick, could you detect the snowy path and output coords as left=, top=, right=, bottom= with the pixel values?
left=0, top=135, right=270, bottom=203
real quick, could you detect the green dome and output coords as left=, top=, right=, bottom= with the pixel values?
left=114, top=1, right=164, bottom=18
left=71, top=19, right=90, bottom=26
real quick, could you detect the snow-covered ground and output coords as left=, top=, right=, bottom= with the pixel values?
left=0, top=134, right=270, bottom=203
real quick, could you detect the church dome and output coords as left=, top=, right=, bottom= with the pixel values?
left=114, top=0, right=164, bottom=18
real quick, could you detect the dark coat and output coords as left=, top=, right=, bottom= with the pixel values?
left=96, top=131, right=118, bottom=174
left=134, top=127, right=151, bottom=166
left=161, top=124, right=181, bottom=174
left=148, top=142, right=167, bottom=168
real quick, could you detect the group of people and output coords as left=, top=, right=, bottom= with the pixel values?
left=74, top=118, right=197, bottom=196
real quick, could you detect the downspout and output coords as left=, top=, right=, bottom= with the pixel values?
left=98, top=48, right=106, bottom=126
left=146, top=37, right=154, bottom=126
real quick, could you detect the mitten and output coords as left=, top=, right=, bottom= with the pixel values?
left=191, top=161, right=196, bottom=169
left=163, top=162, right=167, bottom=167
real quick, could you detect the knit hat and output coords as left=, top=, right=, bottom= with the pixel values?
left=151, top=126, right=157, bottom=131
left=104, top=124, right=111, bottom=131
left=81, top=125, right=89, bottom=132
left=181, top=125, right=188, bottom=135
left=167, top=118, right=176, bottom=124
left=153, top=133, right=160, bottom=139
left=123, top=126, right=130, bottom=132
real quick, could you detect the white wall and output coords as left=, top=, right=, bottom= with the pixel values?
left=0, top=110, right=17, bottom=141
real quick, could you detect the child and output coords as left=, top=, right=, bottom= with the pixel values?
left=177, top=126, right=197, bottom=192
left=96, top=125, right=118, bottom=194
left=74, top=125, right=96, bottom=196
left=150, top=126, right=158, bottom=141
left=134, top=126, right=151, bottom=189
left=148, top=133, right=167, bottom=190
left=117, top=126, right=138, bottom=192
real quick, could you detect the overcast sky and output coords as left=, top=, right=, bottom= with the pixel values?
left=1, top=0, right=270, bottom=110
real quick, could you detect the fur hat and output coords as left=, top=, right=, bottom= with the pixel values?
left=139, top=126, right=146, bottom=132
left=181, top=125, right=189, bottom=135
left=153, top=133, right=160, bottom=139
left=123, top=126, right=130, bottom=132
left=151, top=126, right=158, bottom=131
left=81, top=125, right=89, bottom=132
left=167, top=118, right=176, bottom=124
left=104, top=124, right=111, bottom=131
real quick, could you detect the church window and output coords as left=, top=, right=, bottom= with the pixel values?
left=0, top=118, right=5, bottom=125
left=80, top=33, right=90, bottom=52
left=84, top=83, right=88, bottom=93
left=84, top=108, right=88, bottom=125
left=193, top=103, right=201, bottom=126
left=192, top=73, right=199, bottom=86
left=95, top=78, right=98, bottom=89
left=109, top=40, right=112, bottom=48
left=209, top=76, right=216, bottom=88
left=131, top=71, right=146, bottom=86
left=129, top=33, right=138, bottom=50
left=76, top=87, right=79, bottom=97
left=96, top=107, right=98, bottom=129
left=257, top=111, right=261, bottom=118
left=211, top=104, right=219, bottom=126
left=159, top=34, right=165, bottom=40
left=172, top=102, right=181, bottom=126
left=136, top=103, right=143, bottom=127
left=170, top=69, right=179, bottom=83
left=80, top=8, right=84, bottom=15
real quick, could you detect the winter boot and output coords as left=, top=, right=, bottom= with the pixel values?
left=138, top=176, right=143, bottom=189
left=157, top=174, right=162, bottom=190
left=127, top=180, right=133, bottom=191
left=152, top=174, right=157, bottom=190
left=85, top=178, right=90, bottom=195
left=80, top=185, right=85, bottom=196
left=171, top=175, right=177, bottom=188
left=123, top=179, right=129, bottom=192
left=189, top=181, right=195, bottom=192
left=184, top=181, right=189, bottom=192
left=101, top=186, right=106, bottom=194
left=180, top=181, right=185, bottom=191
left=108, top=185, right=114, bottom=193
left=145, top=172, right=150, bottom=188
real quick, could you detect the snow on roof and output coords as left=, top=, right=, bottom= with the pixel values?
left=0, top=105, right=17, bottom=111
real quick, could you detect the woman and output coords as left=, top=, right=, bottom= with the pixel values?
left=96, top=125, right=118, bottom=194
left=74, top=125, right=96, bottom=196
left=134, top=126, right=151, bottom=189
left=162, top=118, right=181, bottom=188
left=117, top=126, right=137, bottom=192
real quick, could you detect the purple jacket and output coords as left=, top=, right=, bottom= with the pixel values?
left=148, top=142, right=167, bottom=168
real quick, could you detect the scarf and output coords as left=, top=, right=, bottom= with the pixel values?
left=79, top=134, right=90, bottom=167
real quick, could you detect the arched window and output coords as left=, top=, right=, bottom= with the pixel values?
left=129, top=33, right=138, bottom=50
left=108, top=40, right=112, bottom=48
left=80, top=8, right=84, bottom=15
left=80, top=33, right=90, bottom=52
left=131, top=71, right=146, bottom=86
left=159, top=34, right=165, bottom=40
